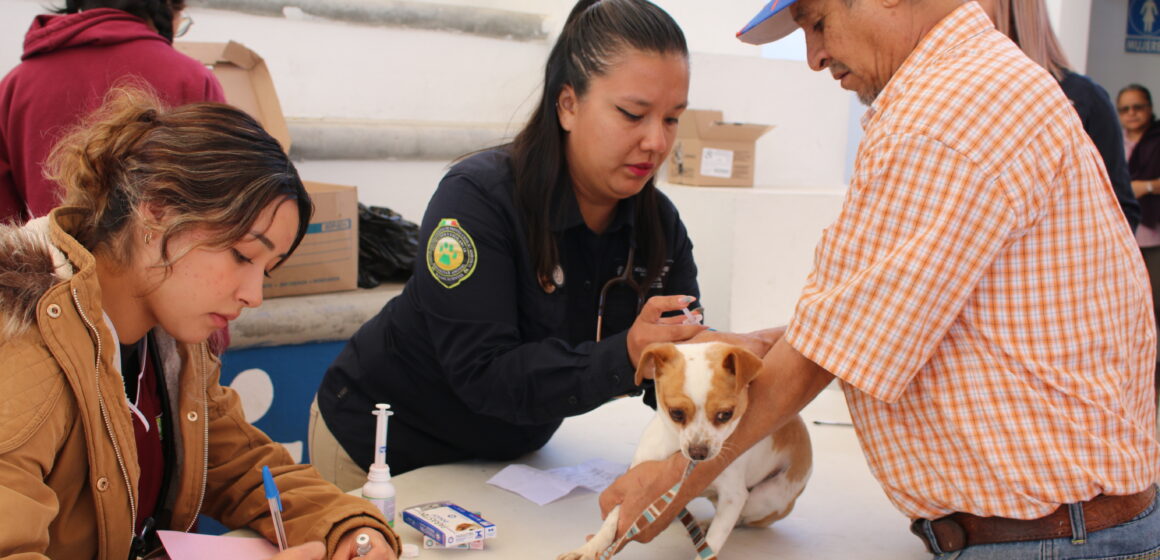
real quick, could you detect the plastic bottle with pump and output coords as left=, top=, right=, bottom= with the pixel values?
left=361, top=403, right=396, bottom=527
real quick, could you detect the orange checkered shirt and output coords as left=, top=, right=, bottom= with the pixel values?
left=784, top=2, right=1160, bottom=520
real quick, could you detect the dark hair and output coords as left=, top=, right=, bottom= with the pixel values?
left=1119, top=83, right=1154, bottom=107
left=56, top=0, right=184, bottom=42
left=46, top=84, right=312, bottom=275
left=508, top=0, right=688, bottom=290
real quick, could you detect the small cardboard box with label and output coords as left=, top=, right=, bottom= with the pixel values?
left=176, top=41, right=358, bottom=298
left=667, top=109, right=773, bottom=187
left=403, top=501, right=497, bottom=546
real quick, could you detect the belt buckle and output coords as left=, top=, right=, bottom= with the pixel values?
left=910, top=517, right=967, bottom=554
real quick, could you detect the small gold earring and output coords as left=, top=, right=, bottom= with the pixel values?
left=144, top=232, right=153, bottom=245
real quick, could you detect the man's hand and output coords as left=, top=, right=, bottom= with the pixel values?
left=331, top=528, right=396, bottom=560
left=599, top=453, right=689, bottom=546
left=689, top=326, right=785, bottom=358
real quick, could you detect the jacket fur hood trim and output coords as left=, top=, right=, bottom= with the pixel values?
left=0, top=217, right=75, bottom=338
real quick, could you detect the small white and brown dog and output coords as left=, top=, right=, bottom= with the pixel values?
left=559, top=341, right=813, bottom=560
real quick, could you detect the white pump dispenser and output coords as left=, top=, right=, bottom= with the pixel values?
left=361, top=403, right=396, bottom=526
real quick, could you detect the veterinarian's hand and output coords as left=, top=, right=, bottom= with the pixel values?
left=599, top=453, right=690, bottom=546
left=331, top=528, right=396, bottom=559
left=627, top=295, right=709, bottom=368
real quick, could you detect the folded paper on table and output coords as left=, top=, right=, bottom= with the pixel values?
left=486, top=458, right=627, bottom=505
left=157, top=530, right=279, bottom=559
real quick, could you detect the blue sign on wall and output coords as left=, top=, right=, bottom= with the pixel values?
left=1127, top=0, right=1160, bottom=53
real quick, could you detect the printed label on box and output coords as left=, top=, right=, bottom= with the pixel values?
left=307, top=218, right=352, bottom=234
left=700, top=148, right=734, bottom=178
left=402, top=501, right=497, bottom=546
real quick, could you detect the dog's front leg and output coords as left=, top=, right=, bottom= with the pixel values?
left=699, top=479, right=748, bottom=559
left=559, top=415, right=675, bottom=560
left=557, top=506, right=620, bottom=560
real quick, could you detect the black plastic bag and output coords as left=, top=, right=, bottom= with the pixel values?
left=358, top=203, right=419, bottom=288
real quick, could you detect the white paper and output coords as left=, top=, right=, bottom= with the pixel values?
left=700, top=147, right=734, bottom=178
left=546, top=458, right=626, bottom=492
left=157, top=530, right=279, bottom=559
left=486, top=459, right=627, bottom=506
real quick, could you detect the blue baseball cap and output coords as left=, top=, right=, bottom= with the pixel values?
left=737, top=0, right=800, bottom=45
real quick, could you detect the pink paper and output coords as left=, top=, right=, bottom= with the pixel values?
left=157, top=530, right=280, bottom=560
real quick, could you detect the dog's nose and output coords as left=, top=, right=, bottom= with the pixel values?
left=687, top=444, right=709, bottom=461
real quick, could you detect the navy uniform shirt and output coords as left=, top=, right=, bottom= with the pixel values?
left=1058, top=71, right=1140, bottom=231
left=318, top=149, right=700, bottom=474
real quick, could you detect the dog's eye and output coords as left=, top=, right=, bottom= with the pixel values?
left=715, top=410, right=733, bottom=423
left=669, top=409, right=686, bottom=424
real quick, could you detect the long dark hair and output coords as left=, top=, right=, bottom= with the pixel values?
left=508, top=0, right=688, bottom=290
left=56, top=0, right=184, bottom=42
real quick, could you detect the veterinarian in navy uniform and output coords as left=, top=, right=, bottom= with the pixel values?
left=310, top=0, right=712, bottom=486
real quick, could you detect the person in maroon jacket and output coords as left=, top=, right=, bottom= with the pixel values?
left=0, top=0, right=225, bottom=224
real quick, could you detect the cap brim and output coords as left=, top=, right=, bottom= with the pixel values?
left=736, top=0, right=799, bottom=45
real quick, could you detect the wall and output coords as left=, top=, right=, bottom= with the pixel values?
left=1087, top=0, right=1160, bottom=101
left=1046, top=0, right=1093, bottom=73
left=425, top=0, right=767, bottom=57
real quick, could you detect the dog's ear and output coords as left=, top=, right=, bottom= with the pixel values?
left=721, top=345, right=764, bottom=387
left=635, top=342, right=679, bottom=386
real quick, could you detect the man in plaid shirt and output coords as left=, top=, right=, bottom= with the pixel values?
left=601, top=1, right=1160, bottom=558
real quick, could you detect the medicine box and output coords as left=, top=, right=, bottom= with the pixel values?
left=423, top=537, right=485, bottom=550
left=402, top=501, right=497, bottom=546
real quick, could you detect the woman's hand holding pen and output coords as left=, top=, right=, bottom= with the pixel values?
left=626, top=295, right=708, bottom=369
left=262, top=528, right=394, bottom=560
left=266, top=542, right=324, bottom=560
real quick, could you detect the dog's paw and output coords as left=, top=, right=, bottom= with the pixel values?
left=557, top=546, right=601, bottom=560
left=556, top=544, right=603, bottom=560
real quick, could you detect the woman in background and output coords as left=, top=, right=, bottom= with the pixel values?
left=310, top=0, right=728, bottom=488
left=0, top=87, right=398, bottom=560
left=1119, top=83, right=1160, bottom=404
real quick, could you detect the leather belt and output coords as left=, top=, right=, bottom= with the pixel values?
left=910, top=486, right=1156, bottom=554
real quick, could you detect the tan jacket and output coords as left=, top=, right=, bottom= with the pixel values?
left=0, top=208, right=400, bottom=559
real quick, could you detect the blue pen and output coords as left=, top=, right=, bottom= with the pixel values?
left=262, top=466, right=289, bottom=551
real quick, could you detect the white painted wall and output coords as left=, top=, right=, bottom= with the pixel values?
left=1086, top=0, right=1160, bottom=102
left=1045, top=0, right=1093, bottom=73
left=429, top=0, right=766, bottom=57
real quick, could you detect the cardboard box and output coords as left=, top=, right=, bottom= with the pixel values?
left=666, top=109, right=773, bottom=187
left=174, top=41, right=291, bottom=152
left=177, top=41, right=360, bottom=298
left=262, top=181, right=359, bottom=298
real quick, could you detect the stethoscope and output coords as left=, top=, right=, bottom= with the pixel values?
left=595, top=246, right=645, bottom=342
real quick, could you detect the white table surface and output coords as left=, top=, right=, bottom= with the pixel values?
left=387, top=385, right=928, bottom=560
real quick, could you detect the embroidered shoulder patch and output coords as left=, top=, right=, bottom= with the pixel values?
left=427, top=218, right=477, bottom=289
